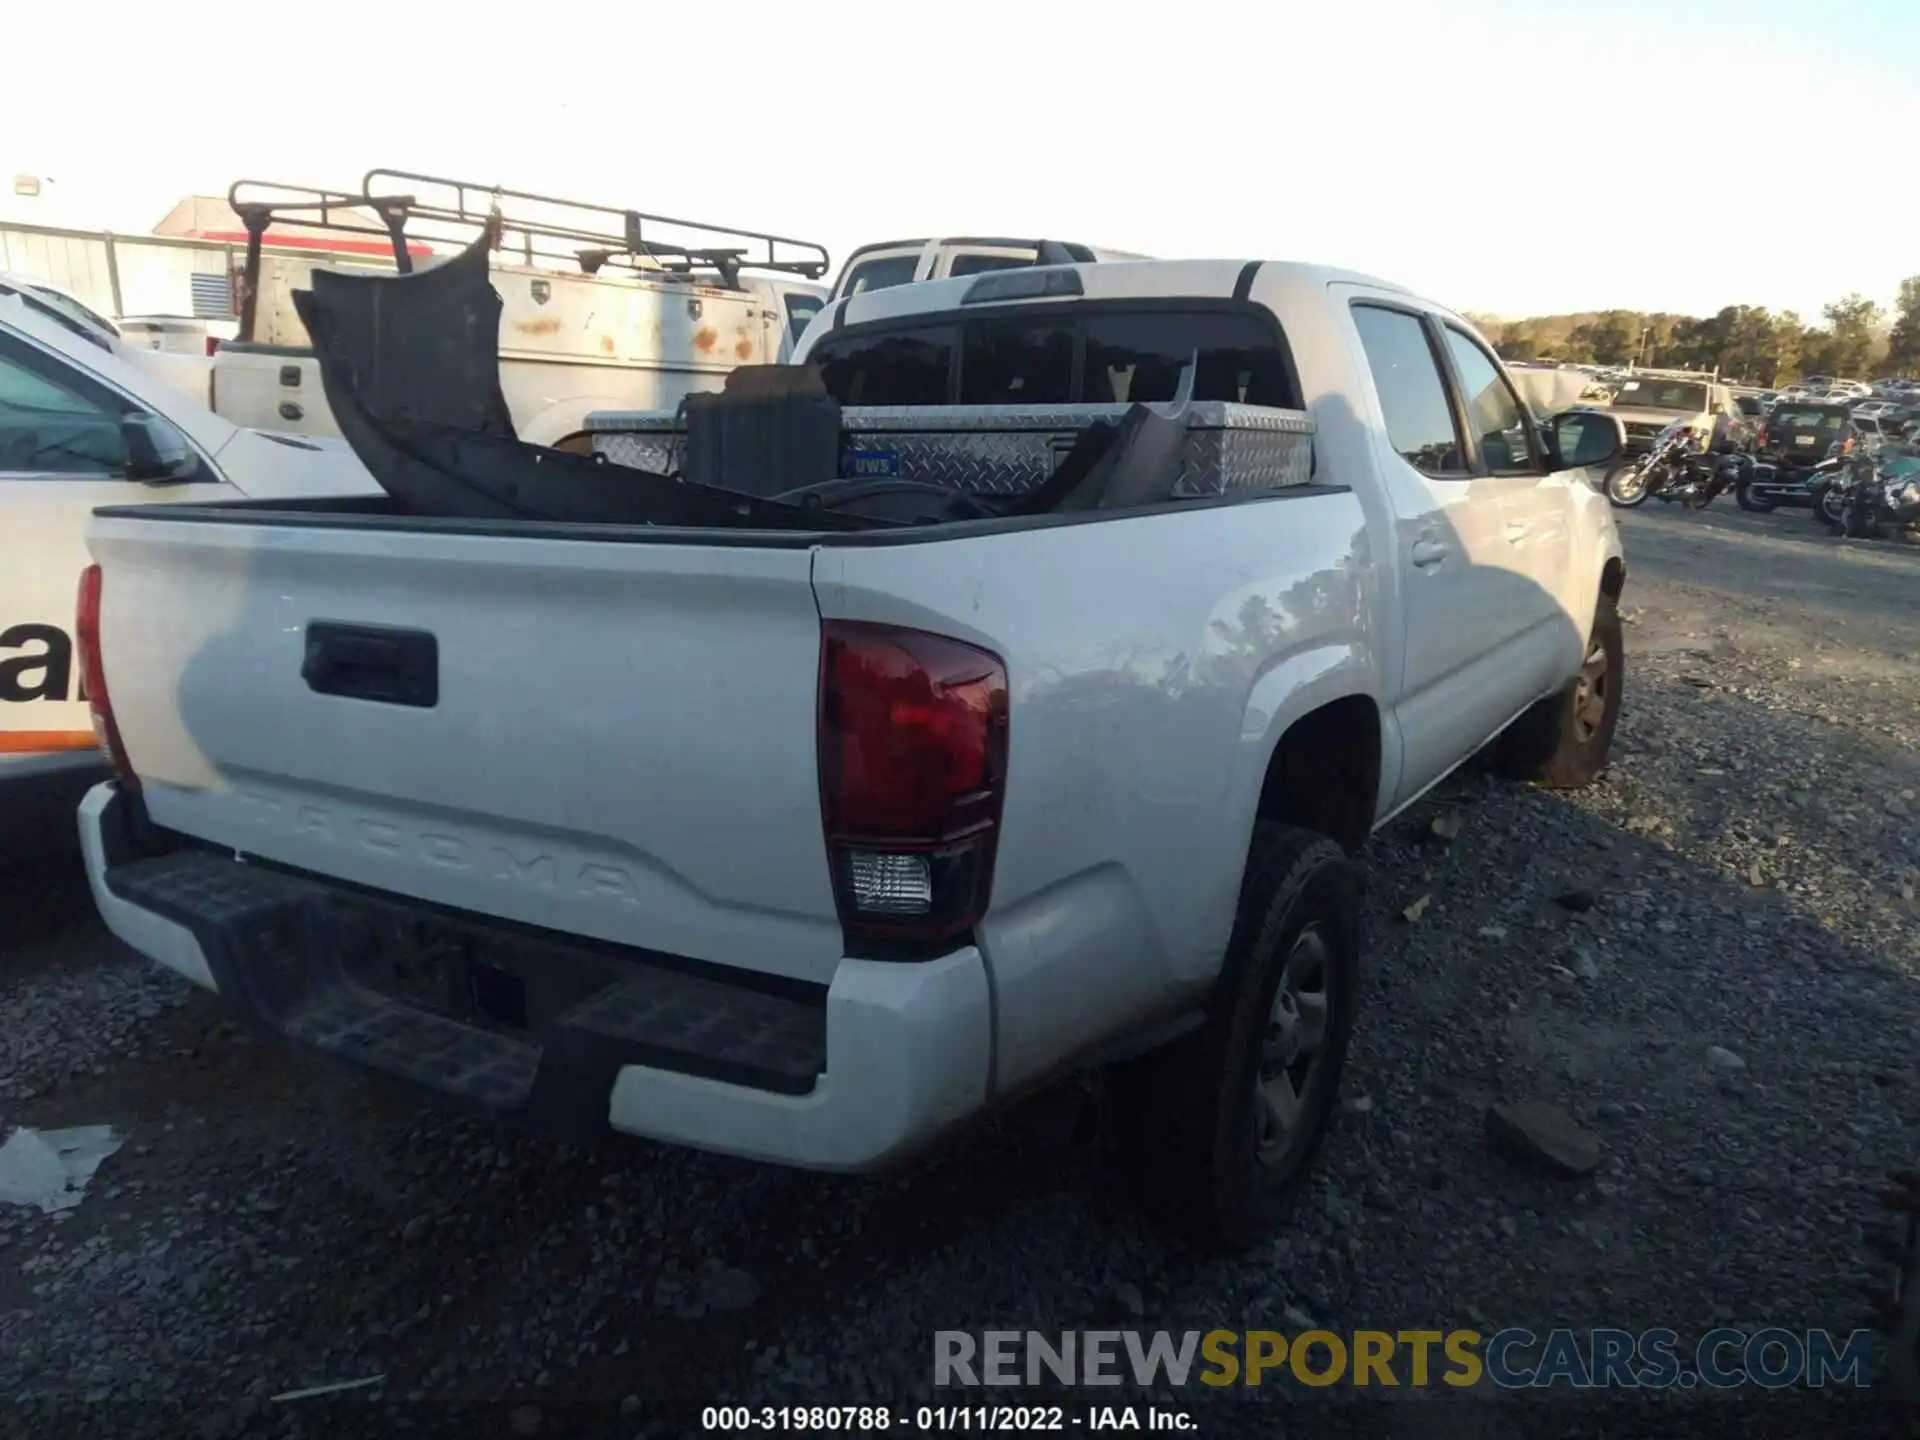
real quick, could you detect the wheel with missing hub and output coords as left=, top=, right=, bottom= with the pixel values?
left=1492, top=593, right=1623, bottom=790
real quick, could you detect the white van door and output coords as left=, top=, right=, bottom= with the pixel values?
left=1, top=325, right=232, bottom=758
left=771, top=284, right=827, bottom=360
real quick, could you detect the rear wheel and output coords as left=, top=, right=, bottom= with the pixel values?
left=1493, top=593, right=1623, bottom=790
left=1734, top=480, right=1775, bottom=513
left=1114, top=823, right=1360, bottom=1251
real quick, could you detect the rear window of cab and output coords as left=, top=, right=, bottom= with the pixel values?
left=808, top=305, right=1300, bottom=411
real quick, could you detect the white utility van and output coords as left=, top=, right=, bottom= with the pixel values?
left=210, top=170, right=831, bottom=447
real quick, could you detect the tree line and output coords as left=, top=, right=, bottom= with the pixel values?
left=1468, top=277, right=1920, bottom=385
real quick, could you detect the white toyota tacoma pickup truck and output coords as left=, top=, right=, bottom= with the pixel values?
left=74, top=255, right=1627, bottom=1247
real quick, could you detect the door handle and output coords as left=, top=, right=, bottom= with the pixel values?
left=302, top=621, right=439, bottom=708
left=1410, top=537, right=1449, bottom=568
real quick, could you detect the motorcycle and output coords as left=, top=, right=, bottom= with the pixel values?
left=1735, top=437, right=1854, bottom=512
left=1830, top=442, right=1920, bottom=539
left=1604, top=419, right=1746, bottom=509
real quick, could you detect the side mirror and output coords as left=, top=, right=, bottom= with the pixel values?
left=122, top=414, right=200, bottom=485
left=1544, top=410, right=1625, bottom=471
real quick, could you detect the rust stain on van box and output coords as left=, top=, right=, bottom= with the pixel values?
left=515, top=316, right=563, bottom=337
left=693, top=327, right=718, bottom=352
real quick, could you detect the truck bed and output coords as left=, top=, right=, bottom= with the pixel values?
left=86, top=475, right=1367, bottom=1098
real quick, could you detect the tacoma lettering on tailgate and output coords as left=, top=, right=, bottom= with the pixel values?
left=234, top=792, right=644, bottom=904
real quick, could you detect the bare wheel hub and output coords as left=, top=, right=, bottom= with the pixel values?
left=1572, top=638, right=1610, bottom=742
left=1255, top=925, right=1331, bottom=1167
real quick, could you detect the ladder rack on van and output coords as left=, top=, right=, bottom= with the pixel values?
left=1622, top=365, right=1721, bottom=383
left=225, top=170, right=830, bottom=343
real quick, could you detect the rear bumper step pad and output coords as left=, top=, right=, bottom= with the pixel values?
left=104, top=850, right=827, bottom=1136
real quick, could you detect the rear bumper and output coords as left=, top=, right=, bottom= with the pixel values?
left=79, top=783, right=991, bottom=1171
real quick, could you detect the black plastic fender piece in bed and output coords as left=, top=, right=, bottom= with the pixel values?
left=291, top=236, right=880, bottom=530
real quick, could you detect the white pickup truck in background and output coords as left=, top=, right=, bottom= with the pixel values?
left=209, top=171, right=831, bottom=448
left=75, top=254, right=1626, bottom=1247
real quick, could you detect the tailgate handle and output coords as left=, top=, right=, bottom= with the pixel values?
left=301, top=622, right=438, bottom=709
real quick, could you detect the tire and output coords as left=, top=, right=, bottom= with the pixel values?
left=1734, top=481, right=1775, bottom=513
left=1113, top=823, right=1361, bottom=1252
left=1605, top=461, right=1652, bottom=507
left=1817, top=484, right=1848, bottom=530
left=1492, top=592, right=1624, bottom=789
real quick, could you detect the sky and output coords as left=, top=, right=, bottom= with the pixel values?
left=5, top=0, right=1917, bottom=323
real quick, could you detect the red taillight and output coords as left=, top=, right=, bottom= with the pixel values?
left=204, top=336, right=221, bottom=357
left=1842, top=436, right=1855, bottom=455
left=75, top=564, right=135, bottom=785
left=1756, top=425, right=1769, bottom=448
left=818, top=620, right=1008, bottom=950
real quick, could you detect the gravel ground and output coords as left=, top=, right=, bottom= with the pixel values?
left=1, top=501, right=1915, bottom=1439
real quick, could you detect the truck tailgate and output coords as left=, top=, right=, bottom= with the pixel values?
left=87, top=514, right=845, bottom=984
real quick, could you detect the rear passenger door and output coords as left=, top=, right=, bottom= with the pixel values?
left=1341, top=296, right=1558, bottom=809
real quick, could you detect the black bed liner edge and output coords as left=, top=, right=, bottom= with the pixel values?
left=91, top=483, right=1353, bottom=550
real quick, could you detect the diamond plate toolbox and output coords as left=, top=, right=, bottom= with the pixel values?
left=584, top=403, right=1315, bottom=498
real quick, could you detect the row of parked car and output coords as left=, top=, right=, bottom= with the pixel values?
left=1738, top=377, right=1919, bottom=436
